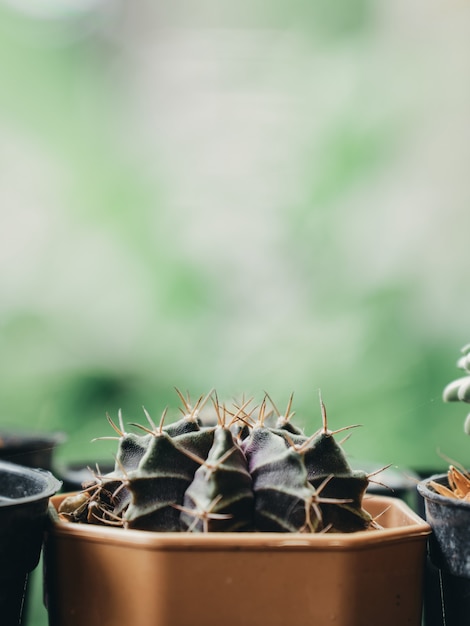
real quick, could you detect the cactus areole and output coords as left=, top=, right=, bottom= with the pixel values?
left=59, top=390, right=381, bottom=534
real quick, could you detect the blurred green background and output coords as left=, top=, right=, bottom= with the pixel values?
left=0, top=1, right=469, bottom=623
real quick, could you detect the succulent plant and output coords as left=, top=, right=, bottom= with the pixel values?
left=426, top=343, right=470, bottom=502
left=179, top=402, right=255, bottom=532
left=59, top=389, right=380, bottom=534
left=443, top=343, right=470, bottom=435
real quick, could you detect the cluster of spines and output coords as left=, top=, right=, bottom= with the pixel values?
left=59, top=390, right=380, bottom=534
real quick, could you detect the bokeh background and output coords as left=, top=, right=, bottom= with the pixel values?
left=0, top=1, right=469, bottom=622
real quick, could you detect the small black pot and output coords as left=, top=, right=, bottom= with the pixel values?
left=58, top=460, right=115, bottom=493
left=0, top=430, right=65, bottom=471
left=0, top=460, right=61, bottom=626
left=418, top=474, right=470, bottom=626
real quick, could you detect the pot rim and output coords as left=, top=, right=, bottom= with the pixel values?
left=0, top=460, right=62, bottom=507
left=417, top=472, right=470, bottom=510
left=0, top=429, right=66, bottom=449
left=48, top=493, right=431, bottom=551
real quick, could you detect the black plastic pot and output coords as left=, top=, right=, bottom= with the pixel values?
left=0, top=430, right=65, bottom=471
left=58, top=459, right=114, bottom=493
left=418, top=474, right=470, bottom=626
left=0, top=430, right=65, bottom=625
left=0, top=460, right=61, bottom=626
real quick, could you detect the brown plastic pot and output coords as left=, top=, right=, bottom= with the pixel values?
left=44, top=494, right=430, bottom=626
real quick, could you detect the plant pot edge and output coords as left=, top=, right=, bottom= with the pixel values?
left=44, top=494, right=430, bottom=626
left=47, top=492, right=430, bottom=548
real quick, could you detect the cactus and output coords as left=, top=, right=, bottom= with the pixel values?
left=124, top=404, right=216, bottom=531
left=242, top=399, right=321, bottom=532
left=59, top=389, right=379, bottom=534
left=179, top=402, right=255, bottom=532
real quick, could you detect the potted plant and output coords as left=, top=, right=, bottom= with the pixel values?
left=0, top=459, right=61, bottom=626
left=418, top=344, right=470, bottom=626
left=44, top=390, right=430, bottom=626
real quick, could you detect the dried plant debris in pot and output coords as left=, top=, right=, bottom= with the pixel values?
left=430, top=465, right=470, bottom=501
left=58, top=466, right=128, bottom=526
left=59, top=389, right=384, bottom=534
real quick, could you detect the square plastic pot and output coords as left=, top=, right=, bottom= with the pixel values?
left=44, top=494, right=430, bottom=626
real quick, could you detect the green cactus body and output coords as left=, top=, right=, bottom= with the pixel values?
left=165, top=388, right=215, bottom=437
left=266, top=392, right=305, bottom=436
left=98, top=420, right=153, bottom=524
left=115, top=432, right=152, bottom=472
left=243, top=427, right=321, bottom=532
left=275, top=419, right=304, bottom=436
left=268, top=397, right=373, bottom=533
left=300, top=430, right=352, bottom=480
left=180, top=425, right=254, bottom=532
left=125, top=431, right=203, bottom=531
left=310, top=471, right=374, bottom=533
left=173, top=427, right=216, bottom=460
left=271, top=425, right=352, bottom=483
left=98, top=410, right=152, bottom=473
left=59, top=411, right=149, bottom=525
left=228, top=397, right=257, bottom=443
left=293, top=397, right=373, bottom=532
left=123, top=421, right=217, bottom=531
left=60, top=391, right=381, bottom=536
left=164, top=418, right=201, bottom=438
